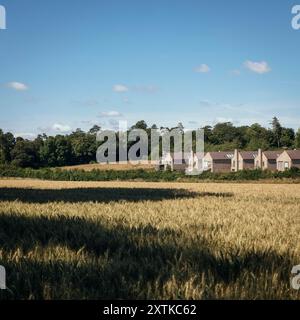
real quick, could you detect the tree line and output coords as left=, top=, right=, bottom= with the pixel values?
left=0, top=117, right=300, bottom=168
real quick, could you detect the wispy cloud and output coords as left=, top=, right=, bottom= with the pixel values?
left=52, top=123, right=71, bottom=133
left=244, top=60, right=271, bottom=74
left=113, top=84, right=129, bottom=93
left=113, top=84, right=159, bottom=94
left=6, top=82, right=29, bottom=91
left=14, top=132, right=36, bottom=140
left=194, top=64, right=211, bottom=73
left=188, top=120, right=199, bottom=126
left=98, top=111, right=122, bottom=117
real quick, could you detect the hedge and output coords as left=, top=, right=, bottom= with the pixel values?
left=1, top=165, right=300, bottom=182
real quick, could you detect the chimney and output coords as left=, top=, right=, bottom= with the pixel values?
left=257, top=149, right=263, bottom=169
left=234, top=149, right=239, bottom=171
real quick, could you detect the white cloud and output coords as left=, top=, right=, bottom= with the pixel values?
left=7, top=82, right=29, bottom=91
left=194, top=64, right=211, bottom=73
left=113, top=84, right=129, bottom=93
left=14, top=132, right=36, bottom=140
left=244, top=60, right=271, bottom=74
left=113, top=84, right=159, bottom=94
left=99, top=111, right=122, bottom=117
left=52, top=123, right=71, bottom=133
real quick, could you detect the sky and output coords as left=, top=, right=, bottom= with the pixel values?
left=0, top=0, right=300, bottom=138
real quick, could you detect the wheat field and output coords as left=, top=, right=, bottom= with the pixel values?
left=0, top=179, right=300, bottom=300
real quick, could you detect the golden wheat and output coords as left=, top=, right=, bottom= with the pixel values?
left=0, top=179, right=300, bottom=299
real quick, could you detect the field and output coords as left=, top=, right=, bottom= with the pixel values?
left=0, top=179, right=300, bottom=300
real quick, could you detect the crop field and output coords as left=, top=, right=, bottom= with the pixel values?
left=0, top=179, right=300, bottom=300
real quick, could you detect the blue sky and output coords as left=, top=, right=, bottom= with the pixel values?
left=0, top=0, right=300, bottom=137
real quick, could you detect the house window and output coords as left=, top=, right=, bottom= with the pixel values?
left=284, top=162, right=289, bottom=169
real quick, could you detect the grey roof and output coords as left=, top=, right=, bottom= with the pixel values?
left=239, top=151, right=258, bottom=159
left=206, top=151, right=234, bottom=160
left=286, top=150, right=300, bottom=160
left=263, top=151, right=282, bottom=160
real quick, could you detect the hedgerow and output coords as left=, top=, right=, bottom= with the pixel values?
left=1, top=165, right=300, bottom=182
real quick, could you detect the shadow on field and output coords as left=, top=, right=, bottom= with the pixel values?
left=0, top=188, right=233, bottom=203
left=0, top=212, right=295, bottom=300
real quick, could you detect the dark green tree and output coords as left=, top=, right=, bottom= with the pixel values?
left=280, top=128, right=295, bottom=148
left=131, top=120, right=148, bottom=131
left=11, top=140, right=38, bottom=168
left=296, top=129, right=300, bottom=148
left=271, top=117, right=282, bottom=148
left=0, top=130, right=15, bottom=163
left=245, top=123, right=271, bottom=150
left=89, top=125, right=101, bottom=135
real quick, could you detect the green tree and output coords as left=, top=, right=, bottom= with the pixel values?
left=11, top=139, right=38, bottom=168
left=280, top=128, right=295, bottom=148
left=131, top=120, right=148, bottom=131
left=0, top=130, right=15, bottom=163
left=39, top=135, right=72, bottom=167
left=212, top=122, right=237, bottom=144
left=245, top=123, right=270, bottom=150
left=89, top=125, right=101, bottom=135
left=202, top=126, right=213, bottom=144
left=69, top=129, right=96, bottom=164
left=271, top=117, right=282, bottom=148
left=296, top=129, right=300, bottom=148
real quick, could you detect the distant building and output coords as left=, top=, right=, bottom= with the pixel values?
left=192, top=152, right=205, bottom=172
left=203, top=151, right=234, bottom=173
left=232, top=150, right=258, bottom=171
left=277, top=150, right=300, bottom=171
left=254, top=149, right=282, bottom=171
left=160, top=152, right=192, bottom=172
left=159, top=149, right=300, bottom=173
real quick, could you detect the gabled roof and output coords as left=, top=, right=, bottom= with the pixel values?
left=285, top=150, right=300, bottom=160
left=206, top=151, right=234, bottom=160
left=172, top=152, right=192, bottom=160
left=162, top=152, right=192, bottom=162
left=239, top=151, right=258, bottom=160
left=263, top=151, right=282, bottom=160
left=194, top=152, right=204, bottom=159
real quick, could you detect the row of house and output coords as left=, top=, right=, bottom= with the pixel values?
left=160, top=149, right=300, bottom=173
